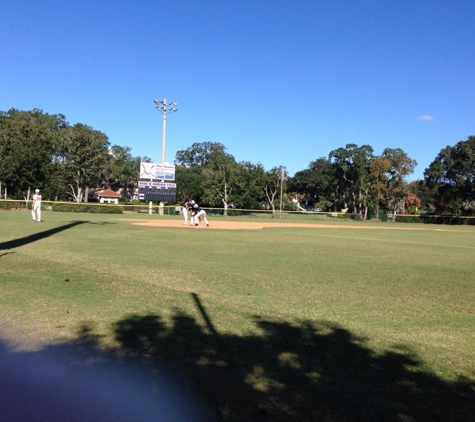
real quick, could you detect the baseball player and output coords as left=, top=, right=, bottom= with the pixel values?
left=192, top=203, right=209, bottom=227
left=31, top=189, right=42, bottom=222
left=182, top=200, right=195, bottom=226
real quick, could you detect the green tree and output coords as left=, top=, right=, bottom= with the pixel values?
left=329, top=144, right=374, bottom=217
left=106, top=145, right=137, bottom=200
left=424, top=136, right=475, bottom=214
left=290, top=145, right=415, bottom=219
left=175, top=165, right=203, bottom=204
left=381, top=148, right=417, bottom=217
left=175, top=142, right=243, bottom=215
left=234, top=162, right=267, bottom=209
left=463, top=200, right=475, bottom=216
left=0, top=108, right=67, bottom=199
left=368, top=157, right=390, bottom=219
left=58, top=123, right=110, bottom=202
left=263, top=166, right=285, bottom=214
left=174, top=142, right=227, bottom=205
left=288, top=157, right=347, bottom=211
left=201, top=149, right=241, bottom=215
left=175, top=141, right=226, bottom=167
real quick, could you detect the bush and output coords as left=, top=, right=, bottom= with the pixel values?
left=395, top=215, right=422, bottom=223
left=326, top=212, right=353, bottom=220
left=0, top=200, right=13, bottom=210
left=51, top=203, right=123, bottom=214
left=394, top=214, right=475, bottom=225
left=419, top=215, right=475, bottom=225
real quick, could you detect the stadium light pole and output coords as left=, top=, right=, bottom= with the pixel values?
left=153, top=99, right=177, bottom=215
left=154, top=99, right=178, bottom=165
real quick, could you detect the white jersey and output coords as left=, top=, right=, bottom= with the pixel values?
left=32, top=193, right=42, bottom=209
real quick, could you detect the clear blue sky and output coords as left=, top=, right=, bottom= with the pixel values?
left=2, top=0, right=474, bottom=181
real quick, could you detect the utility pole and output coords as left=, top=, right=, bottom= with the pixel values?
left=279, top=165, right=285, bottom=218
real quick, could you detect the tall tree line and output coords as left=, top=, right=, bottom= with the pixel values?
left=1, top=108, right=473, bottom=216
left=287, top=144, right=417, bottom=219
left=0, top=109, right=148, bottom=201
left=423, top=135, right=475, bottom=215
left=174, top=142, right=284, bottom=215
left=286, top=138, right=475, bottom=218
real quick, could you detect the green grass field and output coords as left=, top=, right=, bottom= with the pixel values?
left=1, top=210, right=474, bottom=421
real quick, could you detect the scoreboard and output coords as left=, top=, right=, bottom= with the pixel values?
left=138, top=181, right=176, bottom=202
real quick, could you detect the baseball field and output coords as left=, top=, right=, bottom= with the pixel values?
left=1, top=210, right=474, bottom=421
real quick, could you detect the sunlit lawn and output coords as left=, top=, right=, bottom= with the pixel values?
left=1, top=210, right=474, bottom=421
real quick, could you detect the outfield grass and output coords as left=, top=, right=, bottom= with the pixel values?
left=1, top=210, right=474, bottom=421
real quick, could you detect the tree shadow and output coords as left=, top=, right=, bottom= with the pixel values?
left=1, top=294, right=473, bottom=421
left=0, top=221, right=88, bottom=250
left=111, top=299, right=475, bottom=421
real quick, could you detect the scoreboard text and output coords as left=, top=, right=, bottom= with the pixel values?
left=138, top=181, right=176, bottom=202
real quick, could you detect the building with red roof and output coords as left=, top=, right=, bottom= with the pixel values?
left=95, top=189, right=121, bottom=204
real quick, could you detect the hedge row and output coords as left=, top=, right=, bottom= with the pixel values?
left=323, top=213, right=475, bottom=225
left=397, top=215, right=475, bottom=225
left=325, top=213, right=357, bottom=220
left=51, top=203, right=123, bottom=214
left=0, top=201, right=13, bottom=210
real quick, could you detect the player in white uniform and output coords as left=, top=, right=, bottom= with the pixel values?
left=192, top=204, right=209, bottom=227
left=31, top=189, right=42, bottom=222
left=182, top=200, right=195, bottom=226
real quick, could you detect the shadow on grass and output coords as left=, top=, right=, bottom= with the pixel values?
left=112, top=304, right=474, bottom=421
left=0, top=252, right=15, bottom=258
left=1, top=295, right=474, bottom=421
left=0, top=221, right=88, bottom=250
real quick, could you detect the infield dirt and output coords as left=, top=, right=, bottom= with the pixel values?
left=124, top=219, right=449, bottom=231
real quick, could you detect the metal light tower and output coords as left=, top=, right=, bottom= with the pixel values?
left=154, top=99, right=177, bottom=164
